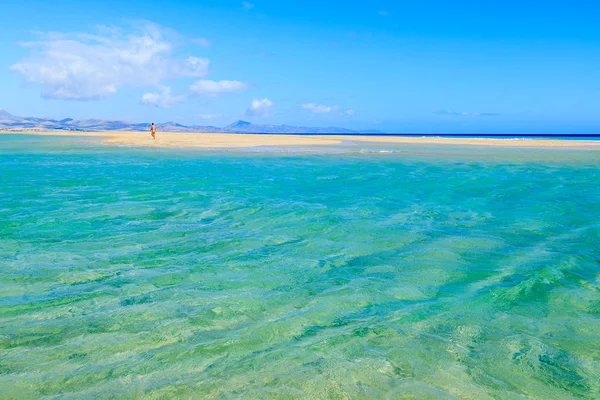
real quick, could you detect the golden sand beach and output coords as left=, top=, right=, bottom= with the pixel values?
left=2, top=130, right=600, bottom=149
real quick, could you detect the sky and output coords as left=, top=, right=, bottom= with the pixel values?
left=0, top=0, right=599, bottom=133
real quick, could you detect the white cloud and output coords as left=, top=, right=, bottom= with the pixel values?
left=300, top=103, right=357, bottom=116
left=242, top=2, right=255, bottom=9
left=11, top=23, right=210, bottom=100
left=179, top=56, right=210, bottom=77
left=196, top=113, right=228, bottom=120
left=189, top=80, right=249, bottom=96
left=246, top=98, right=272, bottom=117
left=435, top=110, right=500, bottom=117
left=300, top=103, right=340, bottom=113
left=193, top=37, right=212, bottom=47
left=378, top=10, right=389, bottom=16
left=140, top=86, right=185, bottom=108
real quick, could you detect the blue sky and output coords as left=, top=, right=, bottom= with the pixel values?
left=1, top=0, right=599, bottom=133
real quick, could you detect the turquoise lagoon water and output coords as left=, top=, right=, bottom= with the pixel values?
left=1, top=135, right=599, bottom=399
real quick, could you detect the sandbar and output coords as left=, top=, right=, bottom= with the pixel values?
left=1, top=131, right=600, bottom=150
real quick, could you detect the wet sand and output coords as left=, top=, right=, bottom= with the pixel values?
left=2, top=131, right=600, bottom=149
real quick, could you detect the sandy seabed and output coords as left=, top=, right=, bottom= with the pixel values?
left=2, top=131, right=600, bottom=150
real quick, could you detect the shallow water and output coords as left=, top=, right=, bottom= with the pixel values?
left=1, top=135, right=599, bottom=399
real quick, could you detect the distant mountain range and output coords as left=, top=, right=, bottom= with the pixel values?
left=0, top=110, right=382, bottom=134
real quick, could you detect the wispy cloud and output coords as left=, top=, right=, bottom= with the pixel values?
left=242, top=1, right=255, bottom=9
left=435, top=110, right=500, bottom=117
left=301, top=103, right=339, bottom=113
left=140, top=86, right=185, bottom=108
left=378, top=10, right=389, bottom=16
left=192, top=37, right=212, bottom=47
left=11, top=22, right=211, bottom=100
left=246, top=98, right=272, bottom=117
left=196, top=113, right=228, bottom=120
left=189, top=80, right=249, bottom=96
left=300, top=103, right=357, bottom=116
left=347, top=31, right=374, bottom=39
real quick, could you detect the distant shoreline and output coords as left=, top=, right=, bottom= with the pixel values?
left=2, top=131, right=600, bottom=149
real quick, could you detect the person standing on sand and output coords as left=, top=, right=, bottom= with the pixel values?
left=151, top=123, right=156, bottom=140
